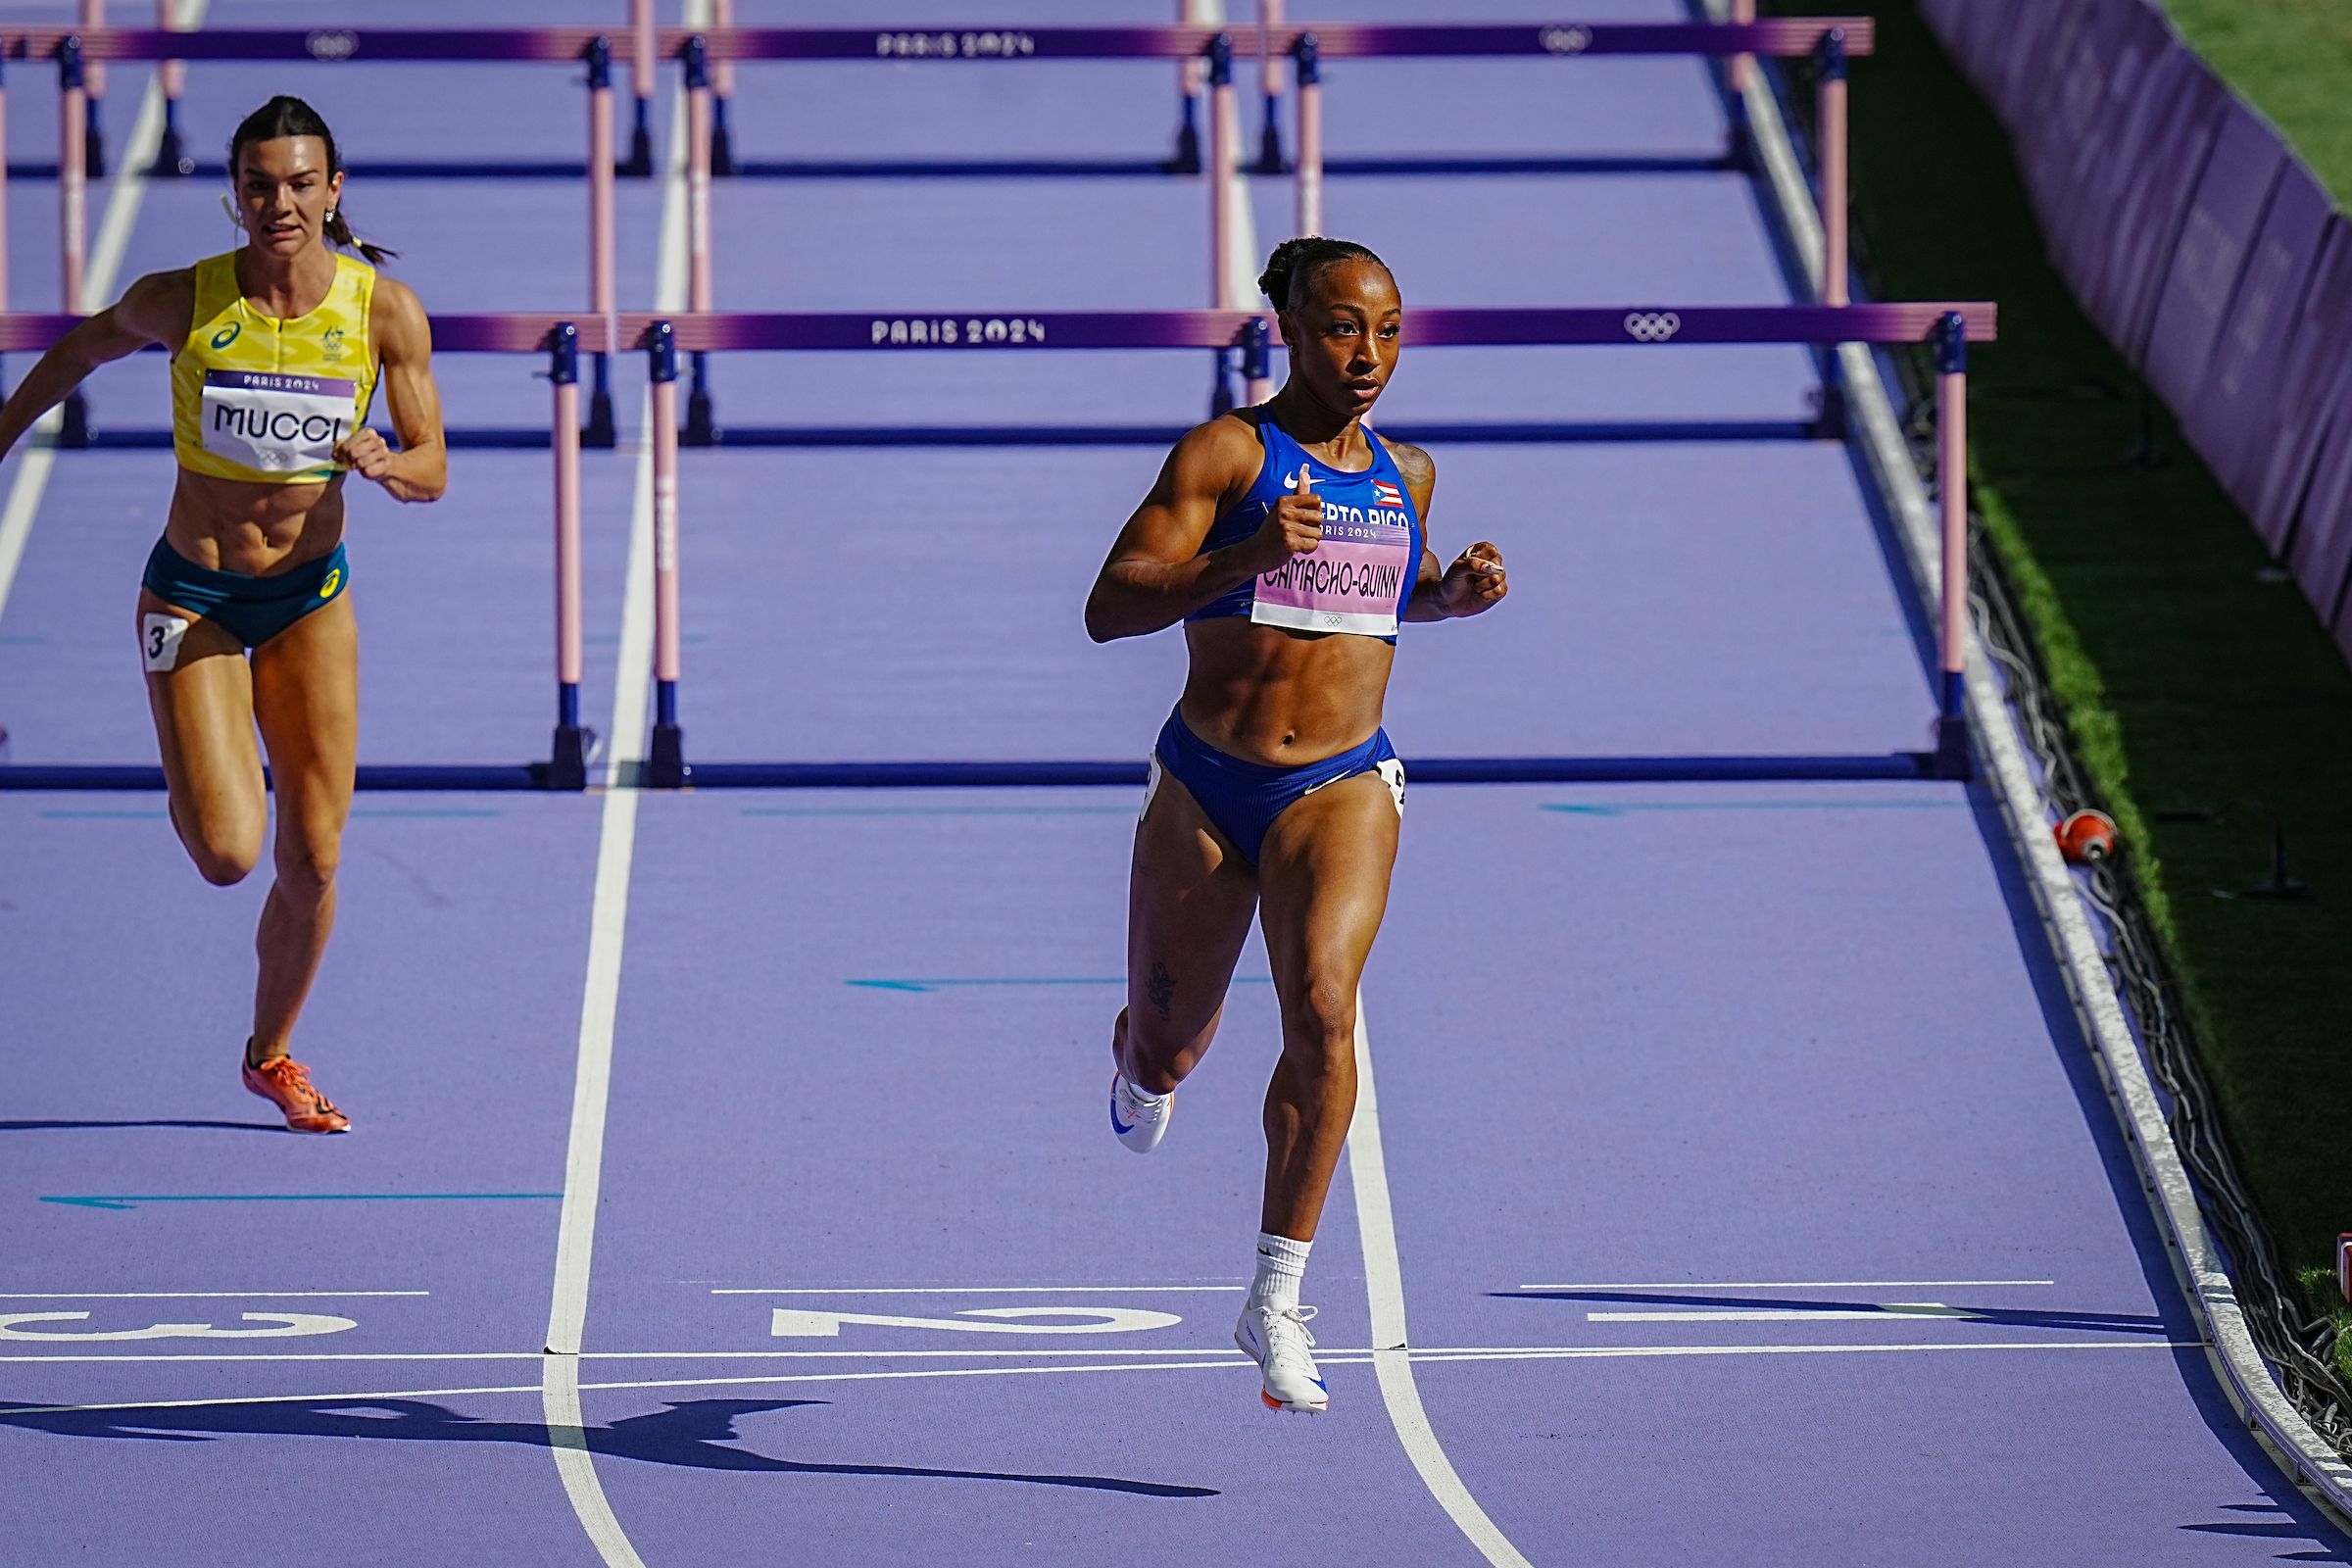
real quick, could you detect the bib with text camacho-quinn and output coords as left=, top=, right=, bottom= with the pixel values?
left=1249, top=468, right=1417, bottom=637
left=172, top=249, right=378, bottom=484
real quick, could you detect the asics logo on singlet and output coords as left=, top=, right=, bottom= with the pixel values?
left=1541, top=26, right=1592, bottom=54
left=210, top=322, right=241, bottom=350
left=1623, top=311, right=1682, bottom=343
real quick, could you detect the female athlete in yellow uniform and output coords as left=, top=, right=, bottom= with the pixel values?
left=0, top=97, right=446, bottom=1131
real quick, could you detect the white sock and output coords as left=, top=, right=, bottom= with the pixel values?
left=1120, top=1074, right=1166, bottom=1104
left=1250, top=1232, right=1311, bottom=1313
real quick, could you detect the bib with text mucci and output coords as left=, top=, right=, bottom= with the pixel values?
left=200, top=369, right=357, bottom=475
left=1250, top=497, right=1415, bottom=636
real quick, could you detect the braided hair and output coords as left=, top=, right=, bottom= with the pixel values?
left=1257, top=236, right=1392, bottom=311
left=228, top=96, right=397, bottom=267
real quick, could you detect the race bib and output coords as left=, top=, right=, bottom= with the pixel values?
left=1250, top=501, right=1414, bottom=637
left=200, top=369, right=356, bottom=475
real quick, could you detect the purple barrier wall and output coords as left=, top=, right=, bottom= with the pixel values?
left=2033, top=0, right=2179, bottom=315
left=1984, top=0, right=2070, bottom=126
left=2241, top=233, right=2352, bottom=544
left=2085, top=51, right=2228, bottom=359
left=2141, top=101, right=2289, bottom=414
left=1920, top=0, right=2352, bottom=664
left=2183, top=168, right=2336, bottom=536
left=1955, top=0, right=2031, bottom=97
left=2287, top=382, right=2352, bottom=628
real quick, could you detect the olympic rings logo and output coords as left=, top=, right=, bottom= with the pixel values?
left=1541, top=26, right=1592, bottom=55
left=305, top=30, right=359, bottom=60
left=1623, top=311, right=1682, bottom=342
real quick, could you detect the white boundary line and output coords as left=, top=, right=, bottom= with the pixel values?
left=4, top=1339, right=2207, bottom=1414
left=0, top=20, right=204, bottom=619
left=712, top=1285, right=1248, bottom=1296
left=1516, top=1279, right=2053, bottom=1292
left=1712, top=3, right=2352, bottom=1521
left=535, top=13, right=703, bottom=1562
left=1348, top=1001, right=1535, bottom=1568
left=0, top=1298, right=427, bottom=1306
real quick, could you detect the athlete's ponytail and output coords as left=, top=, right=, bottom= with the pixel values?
left=1257, top=236, right=1390, bottom=311
left=228, top=96, right=398, bottom=268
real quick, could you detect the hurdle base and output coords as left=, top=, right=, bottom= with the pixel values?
left=1931, top=716, right=1973, bottom=781
left=647, top=724, right=689, bottom=789
left=711, top=122, right=737, bottom=177
left=59, top=393, right=90, bottom=451
left=584, top=387, right=617, bottom=451
left=1254, top=124, right=1287, bottom=176
left=619, top=126, right=655, bottom=179
left=542, top=724, right=594, bottom=792
left=1810, top=377, right=1850, bottom=441
left=1168, top=122, right=1202, bottom=176
left=153, top=122, right=190, bottom=177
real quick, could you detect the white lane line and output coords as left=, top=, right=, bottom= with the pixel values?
left=0, top=1298, right=430, bottom=1306
left=711, top=1285, right=1248, bottom=1296
left=6, top=1339, right=2210, bottom=1416
left=1590, top=1304, right=1979, bottom=1323
left=0, top=1337, right=2201, bottom=1368
left=0, top=15, right=203, bottom=618
left=536, top=13, right=701, bottom=1565
left=1518, top=1279, right=2055, bottom=1292
left=1347, top=1001, right=1534, bottom=1568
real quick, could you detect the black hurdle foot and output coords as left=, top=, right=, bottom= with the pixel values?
left=647, top=724, right=688, bottom=789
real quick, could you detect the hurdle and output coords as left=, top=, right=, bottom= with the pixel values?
left=0, top=311, right=607, bottom=793
left=662, top=19, right=1870, bottom=444
left=601, top=300, right=1991, bottom=790
left=0, top=24, right=640, bottom=446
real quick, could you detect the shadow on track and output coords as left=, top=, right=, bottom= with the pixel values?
left=0, top=1119, right=285, bottom=1134
left=0, top=1396, right=1219, bottom=1498
left=1493, top=1288, right=2168, bottom=1335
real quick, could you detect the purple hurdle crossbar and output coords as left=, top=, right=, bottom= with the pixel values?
left=16, top=22, right=632, bottom=448
left=608, top=300, right=1991, bottom=787
left=0, top=312, right=604, bottom=793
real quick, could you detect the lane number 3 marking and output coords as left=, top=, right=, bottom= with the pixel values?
left=0, top=1311, right=359, bottom=1341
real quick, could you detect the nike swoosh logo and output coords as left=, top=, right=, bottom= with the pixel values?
left=1109, top=1091, right=1135, bottom=1138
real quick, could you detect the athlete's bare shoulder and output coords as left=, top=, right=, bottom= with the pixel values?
left=109, top=268, right=197, bottom=345
left=1377, top=434, right=1435, bottom=490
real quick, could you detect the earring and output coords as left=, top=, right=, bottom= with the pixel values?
left=326, top=208, right=337, bottom=223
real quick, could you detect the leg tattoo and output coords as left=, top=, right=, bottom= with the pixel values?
left=1147, top=960, right=1176, bottom=1023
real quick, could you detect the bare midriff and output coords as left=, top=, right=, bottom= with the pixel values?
left=163, top=468, right=346, bottom=576
left=1178, top=616, right=1394, bottom=766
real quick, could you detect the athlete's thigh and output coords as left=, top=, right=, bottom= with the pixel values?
left=249, top=594, right=359, bottom=864
left=1128, top=760, right=1259, bottom=1048
left=138, top=587, right=266, bottom=857
left=1254, top=770, right=1402, bottom=1007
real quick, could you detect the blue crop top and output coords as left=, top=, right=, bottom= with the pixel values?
left=1187, top=416, right=1426, bottom=644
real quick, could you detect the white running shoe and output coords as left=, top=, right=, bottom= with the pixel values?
left=1235, top=1301, right=1328, bottom=1412
left=1109, top=1070, right=1172, bottom=1153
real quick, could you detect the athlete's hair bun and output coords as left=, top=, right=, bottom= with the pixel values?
left=1258, top=236, right=1392, bottom=309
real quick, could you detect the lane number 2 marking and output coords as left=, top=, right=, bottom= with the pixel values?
left=771, top=1306, right=1181, bottom=1338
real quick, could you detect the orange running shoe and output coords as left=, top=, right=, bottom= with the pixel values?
left=242, top=1048, right=351, bottom=1134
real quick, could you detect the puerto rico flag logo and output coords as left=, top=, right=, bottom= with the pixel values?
left=1372, top=478, right=1404, bottom=508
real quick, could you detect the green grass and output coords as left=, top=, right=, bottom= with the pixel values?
left=2165, top=0, right=2352, bottom=205
left=1761, top=0, right=2352, bottom=1381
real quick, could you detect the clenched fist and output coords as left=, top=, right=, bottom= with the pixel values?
left=1241, top=464, right=1327, bottom=576
left=333, top=427, right=397, bottom=483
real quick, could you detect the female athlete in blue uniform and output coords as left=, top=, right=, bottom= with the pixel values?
left=1085, top=238, right=1507, bottom=1411
left=0, top=98, right=446, bottom=1132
